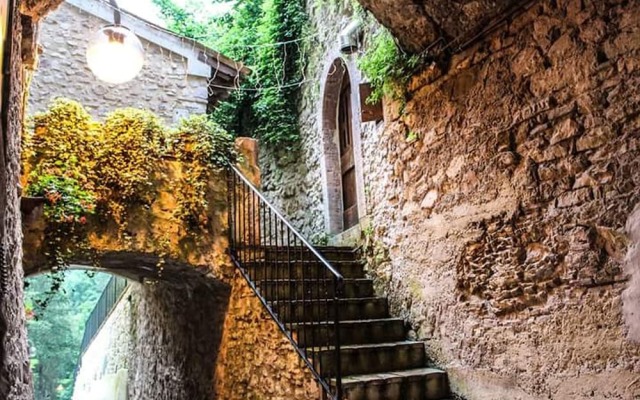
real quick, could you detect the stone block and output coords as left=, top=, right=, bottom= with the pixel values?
left=548, top=33, right=576, bottom=64
left=538, top=164, right=558, bottom=181
left=512, top=47, right=546, bottom=77
left=576, top=126, right=615, bottom=151
left=530, top=142, right=570, bottom=163
left=556, top=187, right=592, bottom=208
left=421, top=189, right=439, bottom=209
left=549, top=118, right=581, bottom=145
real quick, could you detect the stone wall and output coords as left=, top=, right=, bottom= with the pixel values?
left=214, top=270, right=320, bottom=400
left=260, top=0, right=640, bottom=399
left=128, top=280, right=230, bottom=400
left=73, top=284, right=133, bottom=400
left=73, top=273, right=320, bottom=400
left=1, top=1, right=34, bottom=398
left=259, top=1, right=370, bottom=242
left=625, top=205, right=640, bottom=342
left=28, top=1, right=209, bottom=124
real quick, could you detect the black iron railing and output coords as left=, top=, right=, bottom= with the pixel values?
left=227, top=165, right=344, bottom=399
left=78, top=276, right=129, bottom=357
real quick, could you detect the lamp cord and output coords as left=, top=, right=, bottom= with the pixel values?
left=109, top=0, right=121, bottom=26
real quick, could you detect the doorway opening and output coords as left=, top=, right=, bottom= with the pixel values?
left=320, top=58, right=362, bottom=235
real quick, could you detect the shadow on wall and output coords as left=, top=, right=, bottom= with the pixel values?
left=624, top=205, right=640, bottom=342
left=128, top=278, right=231, bottom=399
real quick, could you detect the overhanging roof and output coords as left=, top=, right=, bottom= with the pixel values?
left=65, top=0, right=249, bottom=100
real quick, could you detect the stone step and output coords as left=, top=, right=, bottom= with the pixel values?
left=313, top=341, right=426, bottom=377
left=334, top=368, right=450, bottom=400
left=291, top=318, right=406, bottom=347
left=263, top=246, right=359, bottom=262
left=244, top=260, right=366, bottom=280
left=257, top=279, right=374, bottom=300
left=271, top=297, right=388, bottom=323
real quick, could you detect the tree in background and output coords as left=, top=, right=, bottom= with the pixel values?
left=154, top=0, right=308, bottom=148
left=25, top=271, right=111, bottom=400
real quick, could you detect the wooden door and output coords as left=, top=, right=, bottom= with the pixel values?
left=338, top=74, right=358, bottom=230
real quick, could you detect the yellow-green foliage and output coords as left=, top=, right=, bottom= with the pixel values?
left=26, top=99, right=100, bottom=188
left=171, top=114, right=235, bottom=228
left=97, top=109, right=166, bottom=225
left=23, top=98, right=235, bottom=269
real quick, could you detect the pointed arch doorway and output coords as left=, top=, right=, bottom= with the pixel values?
left=320, top=57, right=365, bottom=236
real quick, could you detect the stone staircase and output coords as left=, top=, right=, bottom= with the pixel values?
left=247, top=246, right=450, bottom=400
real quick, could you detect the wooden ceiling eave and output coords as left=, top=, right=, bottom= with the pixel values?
left=198, top=51, right=251, bottom=80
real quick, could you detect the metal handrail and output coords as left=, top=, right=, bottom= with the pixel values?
left=227, top=165, right=344, bottom=399
left=78, top=276, right=129, bottom=357
left=228, top=165, right=344, bottom=281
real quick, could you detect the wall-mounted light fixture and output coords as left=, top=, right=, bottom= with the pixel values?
left=339, top=20, right=362, bottom=54
left=86, top=0, right=144, bottom=84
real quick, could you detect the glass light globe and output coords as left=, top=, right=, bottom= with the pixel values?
left=86, top=25, right=144, bottom=85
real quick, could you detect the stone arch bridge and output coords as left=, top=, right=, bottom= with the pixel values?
left=19, top=140, right=320, bottom=399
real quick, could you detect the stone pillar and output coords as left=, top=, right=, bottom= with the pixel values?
left=128, top=280, right=230, bottom=400
left=1, top=1, right=33, bottom=398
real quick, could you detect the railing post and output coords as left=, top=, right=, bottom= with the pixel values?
left=226, top=168, right=234, bottom=251
left=333, top=276, right=343, bottom=400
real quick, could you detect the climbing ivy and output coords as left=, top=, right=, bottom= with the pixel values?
left=97, top=108, right=167, bottom=226
left=171, top=114, right=236, bottom=228
left=23, top=98, right=235, bottom=274
left=357, top=29, right=422, bottom=104
left=154, top=0, right=308, bottom=148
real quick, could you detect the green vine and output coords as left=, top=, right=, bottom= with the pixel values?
left=154, top=0, right=308, bottom=148
left=357, top=29, right=422, bottom=104
left=171, top=114, right=235, bottom=229
left=27, top=175, right=95, bottom=224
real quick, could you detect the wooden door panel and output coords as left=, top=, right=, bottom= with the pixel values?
left=344, top=204, right=359, bottom=230
left=340, top=151, right=354, bottom=173
left=342, top=168, right=357, bottom=209
left=338, top=70, right=358, bottom=231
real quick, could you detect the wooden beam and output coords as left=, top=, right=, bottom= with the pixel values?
left=359, top=83, right=383, bottom=123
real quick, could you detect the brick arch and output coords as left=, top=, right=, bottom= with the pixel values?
left=319, top=57, right=366, bottom=235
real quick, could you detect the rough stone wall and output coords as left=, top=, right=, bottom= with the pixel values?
left=73, top=273, right=320, bottom=400
left=360, top=1, right=640, bottom=398
left=28, top=1, right=209, bottom=124
left=128, top=280, right=230, bottom=400
left=356, top=0, right=518, bottom=53
left=214, top=270, right=320, bottom=400
left=260, top=0, right=640, bottom=399
left=0, top=1, right=33, bottom=398
left=73, top=284, right=133, bottom=400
